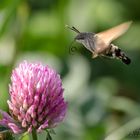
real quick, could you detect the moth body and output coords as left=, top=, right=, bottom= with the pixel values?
left=104, top=44, right=131, bottom=64
left=66, top=21, right=132, bottom=65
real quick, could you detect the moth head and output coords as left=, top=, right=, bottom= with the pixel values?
left=75, top=33, right=92, bottom=42
left=66, top=25, right=96, bottom=51
left=66, top=25, right=94, bottom=41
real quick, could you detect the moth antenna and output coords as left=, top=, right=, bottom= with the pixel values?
left=65, top=25, right=80, bottom=33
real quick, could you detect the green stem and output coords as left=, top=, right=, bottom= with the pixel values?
left=32, top=129, right=38, bottom=140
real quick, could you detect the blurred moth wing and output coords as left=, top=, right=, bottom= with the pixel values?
left=95, top=21, right=132, bottom=53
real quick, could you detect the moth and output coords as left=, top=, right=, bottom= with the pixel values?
left=66, top=21, right=132, bottom=65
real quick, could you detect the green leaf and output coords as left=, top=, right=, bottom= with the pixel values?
left=19, top=131, right=29, bottom=140
left=46, top=132, right=52, bottom=140
left=0, top=127, right=15, bottom=140
left=0, top=126, right=9, bottom=133
left=5, top=132, right=15, bottom=140
left=48, top=129, right=56, bottom=135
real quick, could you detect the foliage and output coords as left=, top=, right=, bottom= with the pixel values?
left=0, top=0, right=140, bottom=140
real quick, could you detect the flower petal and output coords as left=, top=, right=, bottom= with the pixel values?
left=8, top=123, right=23, bottom=134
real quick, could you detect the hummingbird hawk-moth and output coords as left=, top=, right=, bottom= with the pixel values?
left=66, top=21, right=132, bottom=65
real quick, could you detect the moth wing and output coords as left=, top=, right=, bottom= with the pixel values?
left=93, top=35, right=108, bottom=53
left=96, top=21, right=132, bottom=45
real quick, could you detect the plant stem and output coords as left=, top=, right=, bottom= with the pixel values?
left=32, top=129, right=38, bottom=140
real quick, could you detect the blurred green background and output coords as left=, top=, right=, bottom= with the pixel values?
left=0, top=0, right=140, bottom=140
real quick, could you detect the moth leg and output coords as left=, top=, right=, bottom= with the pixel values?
left=92, top=52, right=98, bottom=58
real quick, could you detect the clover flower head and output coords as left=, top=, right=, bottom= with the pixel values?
left=0, top=61, right=67, bottom=134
